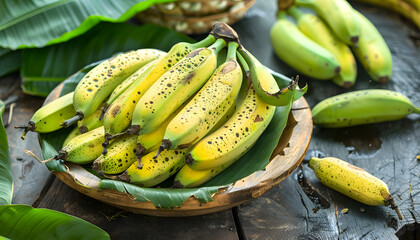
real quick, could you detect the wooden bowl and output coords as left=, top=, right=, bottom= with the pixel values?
left=44, top=82, right=312, bottom=217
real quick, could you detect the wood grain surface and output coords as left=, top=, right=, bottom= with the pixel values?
left=2, top=0, right=420, bottom=239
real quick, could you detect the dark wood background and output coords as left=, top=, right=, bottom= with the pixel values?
left=2, top=0, right=419, bottom=239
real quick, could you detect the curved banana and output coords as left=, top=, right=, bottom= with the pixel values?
left=289, top=7, right=357, bottom=88
left=312, top=89, right=420, bottom=128
left=351, top=11, right=393, bottom=83
left=173, top=164, right=226, bottom=188
left=157, top=41, right=242, bottom=154
left=270, top=12, right=341, bottom=80
left=118, top=148, right=188, bottom=187
left=295, top=0, right=360, bottom=46
left=77, top=102, right=105, bottom=133
left=128, top=39, right=225, bottom=137
left=64, top=49, right=165, bottom=126
left=93, top=135, right=137, bottom=174
left=16, top=92, right=75, bottom=139
left=185, top=85, right=276, bottom=172
left=309, top=157, right=402, bottom=219
left=52, top=126, right=105, bottom=165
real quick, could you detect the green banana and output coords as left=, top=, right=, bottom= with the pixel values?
left=16, top=92, right=76, bottom=139
left=93, top=135, right=137, bottom=174
left=62, top=127, right=81, bottom=147
left=64, top=49, right=164, bottom=126
left=185, top=85, right=277, bottom=172
left=351, top=10, right=393, bottom=83
left=128, top=39, right=225, bottom=137
left=77, top=102, right=105, bottom=133
left=270, top=12, right=341, bottom=80
left=157, top=41, right=242, bottom=154
left=295, top=0, right=360, bottom=46
left=118, top=148, right=188, bottom=187
left=312, top=89, right=420, bottom=128
left=239, top=49, right=305, bottom=105
left=289, top=7, right=357, bottom=88
left=52, top=126, right=105, bottom=165
left=309, top=157, right=402, bottom=219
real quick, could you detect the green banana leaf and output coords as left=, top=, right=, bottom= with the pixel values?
left=21, top=22, right=193, bottom=96
left=0, top=0, right=175, bottom=50
left=0, top=100, right=13, bottom=206
left=0, top=49, right=21, bottom=78
left=0, top=204, right=110, bottom=240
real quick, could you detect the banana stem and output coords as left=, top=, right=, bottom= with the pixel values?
left=61, top=112, right=84, bottom=128
left=15, top=121, right=35, bottom=140
left=208, top=38, right=227, bottom=55
left=277, top=10, right=288, bottom=20
left=389, top=196, right=403, bottom=220
left=226, top=42, right=239, bottom=61
left=154, top=139, right=171, bottom=159
left=192, top=34, right=216, bottom=49
left=237, top=50, right=250, bottom=72
left=135, top=143, right=146, bottom=169
left=288, top=6, right=304, bottom=20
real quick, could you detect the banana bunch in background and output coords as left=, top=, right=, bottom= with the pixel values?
left=19, top=23, right=307, bottom=188
left=270, top=0, right=393, bottom=88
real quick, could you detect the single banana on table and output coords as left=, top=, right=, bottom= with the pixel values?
left=312, top=89, right=420, bottom=128
left=101, top=35, right=217, bottom=151
left=288, top=6, right=357, bottom=88
left=156, top=41, right=242, bottom=156
left=351, top=10, right=393, bottom=83
left=15, top=92, right=75, bottom=140
left=125, top=38, right=225, bottom=139
left=63, top=49, right=165, bottom=127
left=271, top=11, right=341, bottom=80
left=50, top=126, right=105, bottom=165
left=309, top=157, right=402, bottom=219
left=295, top=0, right=361, bottom=46
left=118, top=148, right=189, bottom=187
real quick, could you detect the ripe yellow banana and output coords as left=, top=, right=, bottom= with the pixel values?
left=16, top=92, right=76, bottom=139
left=295, top=0, right=360, bottom=46
left=64, top=49, right=164, bottom=126
left=52, top=126, right=105, bottom=165
left=128, top=39, right=225, bottom=137
left=271, top=12, right=341, bottom=80
left=185, top=85, right=275, bottom=172
left=309, top=157, right=402, bottom=219
left=93, top=135, right=137, bottom=175
left=312, top=89, right=420, bottom=128
left=289, top=7, right=357, bottom=88
left=351, top=10, right=393, bottom=83
left=157, top=41, right=242, bottom=154
left=118, top=148, right=189, bottom=187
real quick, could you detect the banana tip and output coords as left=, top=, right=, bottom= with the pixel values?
left=118, top=172, right=130, bottom=182
left=350, top=36, right=359, bottom=47
left=378, top=76, right=390, bottom=84
left=185, top=154, right=194, bottom=166
left=342, top=81, right=354, bottom=89
left=173, top=180, right=184, bottom=188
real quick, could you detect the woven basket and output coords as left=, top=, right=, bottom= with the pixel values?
left=137, top=0, right=256, bottom=34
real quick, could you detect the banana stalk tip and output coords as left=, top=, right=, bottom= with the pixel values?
left=378, top=76, right=390, bottom=84
left=118, top=172, right=130, bottom=182
left=185, top=154, right=194, bottom=166
left=350, top=36, right=359, bottom=47
left=62, top=113, right=84, bottom=128
left=173, top=180, right=184, bottom=188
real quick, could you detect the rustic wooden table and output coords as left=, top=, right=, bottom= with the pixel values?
left=2, top=0, right=419, bottom=239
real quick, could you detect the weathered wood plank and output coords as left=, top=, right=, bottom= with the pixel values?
left=1, top=74, right=52, bottom=205
left=37, top=177, right=239, bottom=240
left=235, top=0, right=420, bottom=239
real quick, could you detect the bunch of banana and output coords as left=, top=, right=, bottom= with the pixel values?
left=270, top=0, right=393, bottom=87
left=309, top=157, right=402, bottom=219
left=312, top=89, right=420, bottom=128
left=21, top=23, right=307, bottom=189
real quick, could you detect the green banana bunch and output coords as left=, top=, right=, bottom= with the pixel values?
left=93, top=135, right=137, bottom=175
left=16, top=92, right=76, bottom=139
left=102, top=35, right=217, bottom=149
left=309, top=157, right=402, bottom=219
left=157, top=41, right=242, bottom=155
left=52, top=126, right=105, bottom=165
left=118, top=148, right=189, bottom=187
left=184, top=84, right=276, bottom=172
left=312, top=89, right=420, bottom=128
left=295, top=0, right=360, bottom=46
left=127, top=39, right=225, bottom=137
left=64, top=49, right=165, bottom=126
left=288, top=7, right=357, bottom=88
left=351, top=11, right=393, bottom=83
left=271, top=12, right=341, bottom=80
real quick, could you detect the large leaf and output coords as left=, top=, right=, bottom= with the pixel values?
left=0, top=48, right=21, bottom=78
left=0, top=0, right=175, bottom=50
left=21, top=22, right=193, bottom=97
left=0, top=205, right=109, bottom=240
left=0, top=100, right=13, bottom=206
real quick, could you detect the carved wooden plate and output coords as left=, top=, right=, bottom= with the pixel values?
left=44, top=82, right=312, bottom=217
